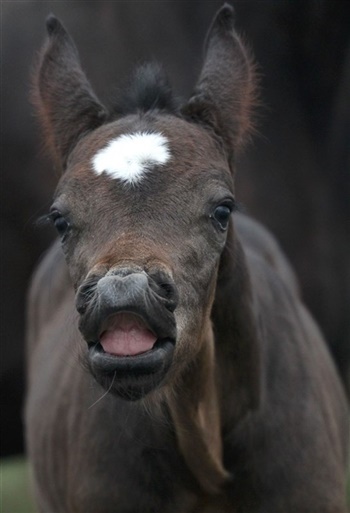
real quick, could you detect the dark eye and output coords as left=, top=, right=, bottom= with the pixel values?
left=211, top=204, right=232, bottom=231
left=50, top=210, right=70, bottom=239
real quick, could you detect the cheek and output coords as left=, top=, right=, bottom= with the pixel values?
left=174, top=305, right=199, bottom=356
left=168, top=230, right=225, bottom=347
left=172, top=251, right=220, bottom=346
left=172, top=275, right=218, bottom=367
left=174, top=233, right=224, bottom=299
left=62, top=241, right=94, bottom=289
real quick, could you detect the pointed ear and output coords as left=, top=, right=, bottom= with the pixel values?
left=33, top=15, right=107, bottom=167
left=182, top=4, right=256, bottom=164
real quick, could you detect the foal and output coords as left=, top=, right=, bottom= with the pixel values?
left=26, top=5, right=348, bottom=512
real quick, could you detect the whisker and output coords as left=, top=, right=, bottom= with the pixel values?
left=88, top=372, right=116, bottom=409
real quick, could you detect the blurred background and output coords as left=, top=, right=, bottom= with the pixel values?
left=1, top=0, right=349, bottom=508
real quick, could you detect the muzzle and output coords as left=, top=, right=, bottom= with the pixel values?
left=76, top=267, right=178, bottom=400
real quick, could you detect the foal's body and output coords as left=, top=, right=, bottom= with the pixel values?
left=27, top=214, right=348, bottom=512
left=26, top=5, right=348, bottom=512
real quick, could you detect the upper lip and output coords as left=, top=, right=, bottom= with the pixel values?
left=97, top=311, right=156, bottom=340
left=80, top=305, right=176, bottom=346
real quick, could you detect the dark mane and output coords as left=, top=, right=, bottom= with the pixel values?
left=109, top=62, right=179, bottom=117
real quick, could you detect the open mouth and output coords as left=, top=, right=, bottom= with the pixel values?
left=88, top=312, right=175, bottom=379
left=99, top=312, right=158, bottom=357
left=78, top=271, right=178, bottom=399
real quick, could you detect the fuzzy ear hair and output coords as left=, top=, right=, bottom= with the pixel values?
left=182, top=4, right=257, bottom=166
left=33, top=15, right=106, bottom=167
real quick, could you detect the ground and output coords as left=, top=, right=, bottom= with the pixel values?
left=0, top=456, right=349, bottom=513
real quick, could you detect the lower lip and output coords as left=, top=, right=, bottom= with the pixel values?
left=88, top=338, right=175, bottom=375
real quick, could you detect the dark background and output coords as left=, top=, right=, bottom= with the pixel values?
left=2, top=1, right=349, bottom=457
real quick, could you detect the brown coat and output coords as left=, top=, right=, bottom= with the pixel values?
left=26, top=5, right=349, bottom=512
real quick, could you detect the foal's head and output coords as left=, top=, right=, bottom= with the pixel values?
left=35, top=6, right=256, bottom=399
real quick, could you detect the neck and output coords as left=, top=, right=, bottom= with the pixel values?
left=166, top=228, right=260, bottom=494
left=167, top=322, right=230, bottom=494
left=213, top=230, right=261, bottom=427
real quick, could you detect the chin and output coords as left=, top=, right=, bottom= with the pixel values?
left=87, top=338, right=175, bottom=400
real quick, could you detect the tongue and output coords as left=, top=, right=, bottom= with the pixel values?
left=99, top=313, right=157, bottom=356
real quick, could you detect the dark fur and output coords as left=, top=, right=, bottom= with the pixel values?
left=109, top=62, right=179, bottom=117
left=26, top=5, right=349, bottom=512
left=32, top=15, right=107, bottom=167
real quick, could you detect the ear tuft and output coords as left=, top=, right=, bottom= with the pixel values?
left=46, top=14, right=63, bottom=37
left=110, top=62, right=178, bottom=116
left=213, top=4, right=235, bottom=31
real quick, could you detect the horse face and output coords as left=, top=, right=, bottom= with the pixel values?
left=52, top=115, right=233, bottom=399
left=34, top=6, right=255, bottom=399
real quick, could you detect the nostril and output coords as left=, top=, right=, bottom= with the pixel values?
left=163, top=295, right=178, bottom=313
left=76, top=278, right=99, bottom=315
left=149, top=276, right=178, bottom=313
left=160, top=282, right=177, bottom=302
left=76, top=298, right=87, bottom=315
left=160, top=283, right=173, bottom=299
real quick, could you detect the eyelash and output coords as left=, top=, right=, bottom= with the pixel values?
left=35, top=213, right=54, bottom=227
left=36, top=210, right=71, bottom=241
